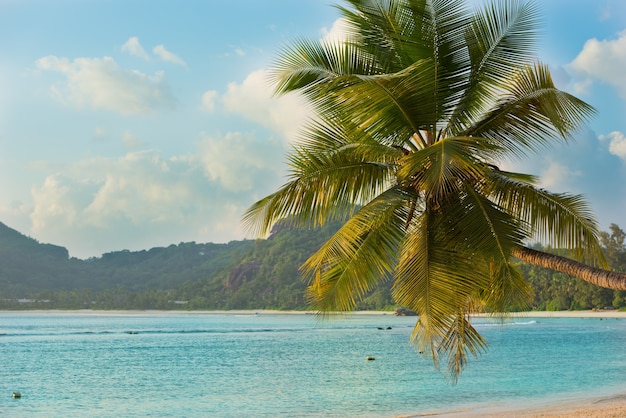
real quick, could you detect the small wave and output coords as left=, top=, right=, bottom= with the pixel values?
left=2, top=327, right=315, bottom=338
left=476, top=320, right=537, bottom=328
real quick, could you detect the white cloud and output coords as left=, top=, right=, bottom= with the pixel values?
left=94, top=127, right=109, bottom=139
left=121, top=36, right=150, bottom=60
left=122, top=131, right=147, bottom=149
left=537, top=160, right=582, bottom=190
left=36, top=55, right=177, bottom=115
left=221, top=69, right=312, bottom=143
left=24, top=135, right=286, bottom=258
left=196, top=131, right=284, bottom=192
left=599, top=131, right=626, bottom=160
left=153, top=45, right=186, bottom=66
left=569, top=30, right=626, bottom=98
left=31, top=174, right=93, bottom=231
left=320, top=18, right=351, bottom=44
left=199, top=90, right=218, bottom=112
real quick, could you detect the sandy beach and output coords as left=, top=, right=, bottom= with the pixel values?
left=423, top=394, right=626, bottom=417
left=497, top=310, right=626, bottom=319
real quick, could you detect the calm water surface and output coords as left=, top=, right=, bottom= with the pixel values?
left=1, top=312, right=625, bottom=417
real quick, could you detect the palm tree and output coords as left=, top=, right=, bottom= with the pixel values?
left=243, top=0, right=626, bottom=380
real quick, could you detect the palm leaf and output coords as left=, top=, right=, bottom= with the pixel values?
left=446, top=0, right=540, bottom=136
left=303, top=187, right=409, bottom=313
left=463, top=63, right=595, bottom=158
left=394, top=205, right=491, bottom=360
left=398, top=136, right=500, bottom=201
left=437, top=310, right=487, bottom=382
left=485, top=171, right=606, bottom=266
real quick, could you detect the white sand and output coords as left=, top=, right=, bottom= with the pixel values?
left=420, top=394, right=626, bottom=417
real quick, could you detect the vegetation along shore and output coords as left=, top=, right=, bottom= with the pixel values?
left=1, top=220, right=625, bottom=313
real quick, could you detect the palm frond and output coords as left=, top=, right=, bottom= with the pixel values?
left=463, top=63, right=595, bottom=158
left=469, top=0, right=539, bottom=83
left=271, top=36, right=378, bottom=96
left=480, top=261, right=532, bottom=314
left=436, top=310, right=487, bottom=382
left=243, top=113, right=402, bottom=236
left=339, top=0, right=434, bottom=71
left=398, top=136, right=500, bottom=202
left=303, top=187, right=409, bottom=313
left=446, top=0, right=540, bottom=136
left=242, top=155, right=395, bottom=237
left=393, top=206, right=491, bottom=360
left=344, top=59, right=441, bottom=144
left=486, top=171, right=607, bottom=266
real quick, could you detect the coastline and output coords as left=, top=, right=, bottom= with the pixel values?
left=476, top=309, right=626, bottom=319
left=416, top=393, right=626, bottom=417
left=1, top=308, right=625, bottom=318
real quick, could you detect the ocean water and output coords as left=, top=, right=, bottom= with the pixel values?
left=1, top=312, right=625, bottom=417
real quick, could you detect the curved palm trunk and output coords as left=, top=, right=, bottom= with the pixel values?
left=512, top=246, right=626, bottom=290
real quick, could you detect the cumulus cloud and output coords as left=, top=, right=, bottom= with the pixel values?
left=199, top=90, right=218, bottom=112
left=537, top=160, right=582, bottom=190
left=599, top=131, right=626, bottom=160
left=320, top=17, right=351, bottom=44
left=196, top=131, right=284, bottom=192
left=153, top=45, right=186, bottom=66
left=569, top=30, right=626, bottom=98
left=36, top=55, right=177, bottom=115
left=221, top=69, right=312, bottom=143
left=24, top=133, right=286, bottom=258
left=94, top=127, right=109, bottom=140
left=121, top=36, right=150, bottom=60
left=122, top=131, right=147, bottom=149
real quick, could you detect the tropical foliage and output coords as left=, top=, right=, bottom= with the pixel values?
left=2, top=219, right=625, bottom=313
left=244, top=0, right=622, bottom=379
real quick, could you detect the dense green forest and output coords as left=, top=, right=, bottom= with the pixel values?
left=0, top=221, right=624, bottom=311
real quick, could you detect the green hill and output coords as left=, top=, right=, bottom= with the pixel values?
left=0, top=220, right=377, bottom=310
left=0, top=220, right=624, bottom=311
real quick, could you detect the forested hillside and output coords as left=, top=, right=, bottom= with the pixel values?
left=0, top=221, right=624, bottom=311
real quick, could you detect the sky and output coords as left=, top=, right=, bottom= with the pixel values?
left=1, top=0, right=625, bottom=259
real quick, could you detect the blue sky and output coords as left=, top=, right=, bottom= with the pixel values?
left=1, top=0, right=625, bottom=259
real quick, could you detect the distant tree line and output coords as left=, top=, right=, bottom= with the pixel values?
left=0, top=221, right=624, bottom=311
left=520, top=224, right=626, bottom=311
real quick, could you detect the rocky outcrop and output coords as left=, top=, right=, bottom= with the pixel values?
left=393, top=307, right=417, bottom=316
left=225, top=260, right=262, bottom=291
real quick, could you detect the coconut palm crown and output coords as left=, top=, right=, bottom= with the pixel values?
left=243, top=0, right=626, bottom=380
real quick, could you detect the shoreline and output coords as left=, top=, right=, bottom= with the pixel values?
left=414, top=392, right=626, bottom=417
left=476, top=309, right=626, bottom=318
left=1, top=309, right=625, bottom=318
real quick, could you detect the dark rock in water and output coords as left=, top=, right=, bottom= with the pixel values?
left=386, top=327, right=392, bottom=330
left=393, top=308, right=417, bottom=316
left=12, top=392, right=21, bottom=398
left=366, top=356, right=375, bottom=361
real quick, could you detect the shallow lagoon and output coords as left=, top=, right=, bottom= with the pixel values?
left=1, top=312, right=625, bottom=417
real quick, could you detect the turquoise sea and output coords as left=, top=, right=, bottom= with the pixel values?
left=1, top=312, right=625, bottom=417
